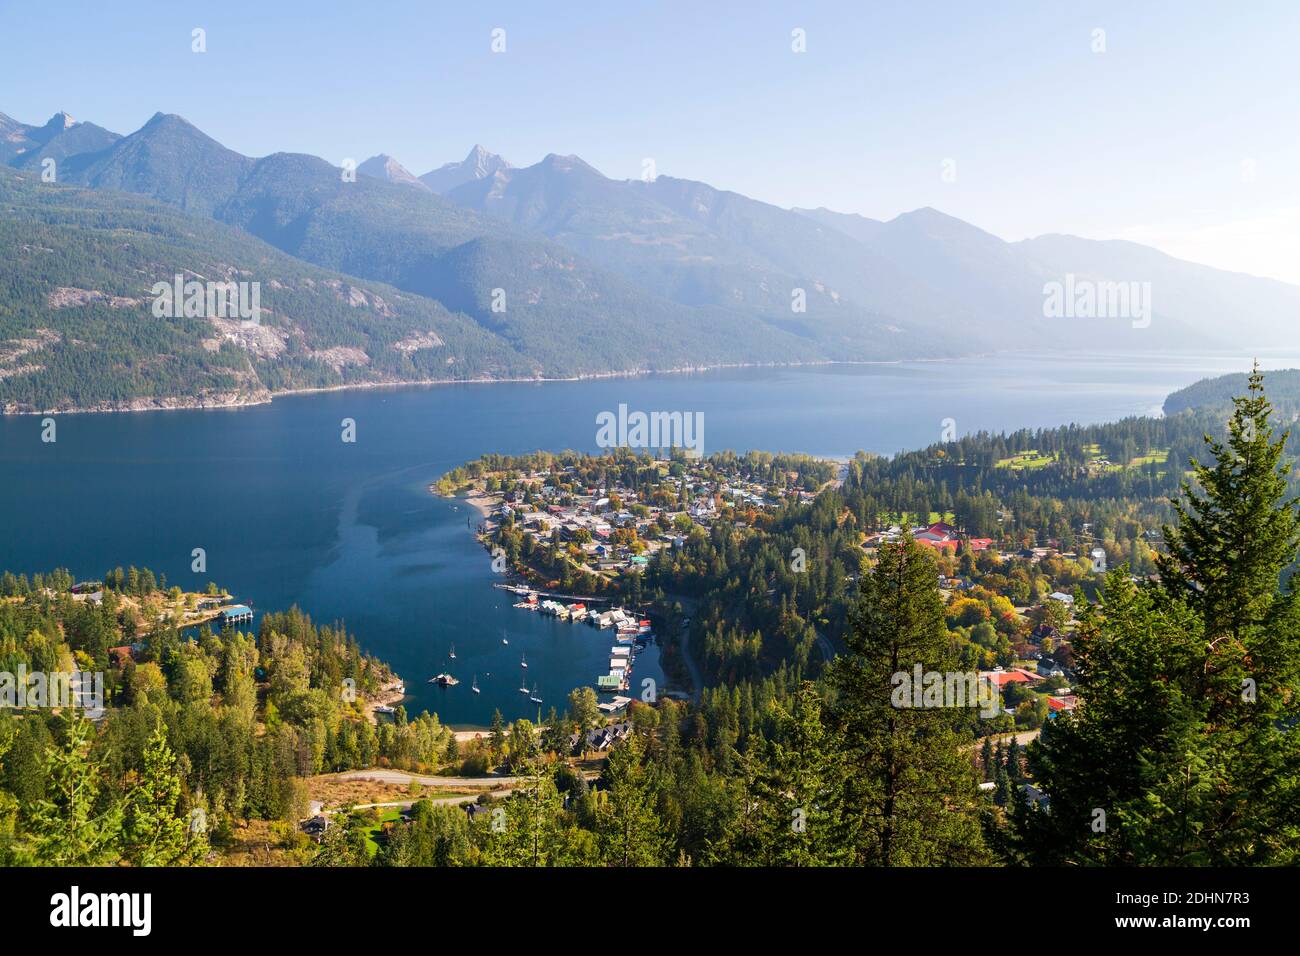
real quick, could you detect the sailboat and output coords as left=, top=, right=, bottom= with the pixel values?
left=518, top=675, right=529, bottom=694
left=501, top=629, right=509, bottom=646
left=471, top=674, right=481, bottom=694
left=520, top=652, right=528, bottom=669
left=449, top=643, right=457, bottom=660
left=529, top=683, right=542, bottom=704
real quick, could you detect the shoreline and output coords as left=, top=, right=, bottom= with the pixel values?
left=1, top=352, right=1009, bottom=416
left=6, top=344, right=1272, bottom=417
left=2, top=344, right=1278, bottom=417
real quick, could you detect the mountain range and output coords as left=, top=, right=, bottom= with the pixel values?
left=2, top=108, right=1297, bottom=412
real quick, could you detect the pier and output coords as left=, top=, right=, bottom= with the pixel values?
left=492, top=583, right=614, bottom=605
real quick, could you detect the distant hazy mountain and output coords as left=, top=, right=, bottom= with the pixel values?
left=3, top=105, right=1297, bottom=413
left=804, top=206, right=1300, bottom=351
left=442, top=150, right=1273, bottom=351
left=419, top=144, right=512, bottom=194
left=1015, top=233, right=1300, bottom=350
left=443, top=157, right=957, bottom=347
left=793, top=207, right=887, bottom=245
left=358, top=154, right=430, bottom=191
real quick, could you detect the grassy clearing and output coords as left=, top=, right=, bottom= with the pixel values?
left=995, top=450, right=1056, bottom=470
left=879, top=511, right=957, bottom=526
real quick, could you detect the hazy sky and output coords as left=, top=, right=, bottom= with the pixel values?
left=3, top=0, right=1298, bottom=283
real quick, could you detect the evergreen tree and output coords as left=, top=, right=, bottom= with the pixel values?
left=488, top=709, right=506, bottom=765
left=743, top=682, right=845, bottom=866
left=597, top=732, right=667, bottom=866
left=829, top=538, right=988, bottom=865
left=26, top=717, right=122, bottom=866
left=124, top=724, right=204, bottom=866
left=481, top=757, right=572, bottom=866
left=1024, top=370, right=1300, bottom=864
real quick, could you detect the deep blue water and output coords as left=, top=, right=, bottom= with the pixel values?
left=0, top=350, right=1290, bottom=725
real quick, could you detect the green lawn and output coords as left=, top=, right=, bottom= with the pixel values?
left=995, top=446, right=1171, bottom=473
left=1129, top=449, right=1170, bottom=467
left=995, top=450, right=1056, bottom=470
left=363, top=809, right=405, bottom=856
left=880, top=511, right=957, bottom=526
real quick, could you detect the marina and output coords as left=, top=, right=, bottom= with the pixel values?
left=419, top=595, right=653, bottom=711
left=502, top=587, right=652, bottom=693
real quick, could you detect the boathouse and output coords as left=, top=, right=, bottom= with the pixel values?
left=218, top=604, right=254, bottom=627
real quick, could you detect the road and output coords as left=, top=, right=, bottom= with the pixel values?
left=813, top=628, right=835, bottom=664
left=333, top=769, right=520, bottom=788
left=676, top=620, right=705, bottom=703
left=325, top=766, right=600, bottom=813
left=664, top=594, right=704, bottom=703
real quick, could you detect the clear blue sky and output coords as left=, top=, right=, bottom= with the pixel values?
left=3, top=0, right=1298, bottom=281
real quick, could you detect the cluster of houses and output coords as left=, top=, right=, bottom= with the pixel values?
left=979, top=666, right=1078, bottom=717
left=485, top=463, right=802, bottom=577
left=865, top=523, right=1110, bottom=577
left=864, top=521, right=994, bottom=554
left=568, top=719, right=633, bottom=755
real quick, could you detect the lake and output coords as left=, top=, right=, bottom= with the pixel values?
left=0, top=349, right=1292, bottom=725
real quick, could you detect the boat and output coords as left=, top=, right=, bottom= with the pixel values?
left=429, top=673, right=460, bottom=687
left=520, top=652, right=528, bottom=669
left=471, top=674, right=480, bottom=694
left=529, top=684, right=543, bottom=704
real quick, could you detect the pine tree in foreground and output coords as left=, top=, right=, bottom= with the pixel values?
left=830, top=538, right=989, bottom=865
left=123, top=723, right=206, bottom=866
left=1023, top=368, right=1300, bottom=864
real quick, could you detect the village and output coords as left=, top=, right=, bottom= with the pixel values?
left=440, top=450, right=1137, bottom=729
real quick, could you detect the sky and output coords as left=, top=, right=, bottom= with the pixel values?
left=3, top=0, right=1298, bottom=283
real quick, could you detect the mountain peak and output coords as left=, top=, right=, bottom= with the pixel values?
left=889, top=206, right=1004, bottom=243
left=141, top=112, right=200, bottom=133
left=43, top=111, right=76, bottom=131
left=465, top=144, right=510, bottom=175
left=539, top=153, right=601, bottom=176
left=420, top=145, right=512, bottom=194
left=357, top=153, right=430, bottom=190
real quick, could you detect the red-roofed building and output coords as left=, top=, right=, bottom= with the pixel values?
left=1047, top=695, right=1079, bottom=715
left=980, top=668, right=1043, bottom=689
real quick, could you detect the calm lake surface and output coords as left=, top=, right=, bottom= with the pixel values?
left=0, top=350, right=1292, bottom=725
